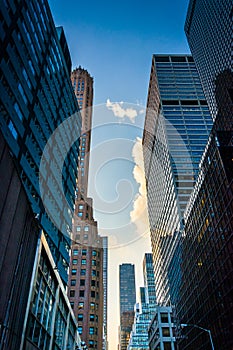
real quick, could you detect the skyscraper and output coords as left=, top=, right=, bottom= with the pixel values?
left=102, top=236, right=108, bottom=350
left=68, top=67, right=104, bottom=349
left=71, top=66, right=93, bottom=197
left=174, top=2, right=233, bottom=348
left=143, top=253, right=156, bottom=306
left=185, top=0, right=232, bottom=120
left=128, top=254, right=157, bottom=349
left=119, top=264, right=136, bottom=350
left=0, top=0, right=81, bottom=285
left=142, top=54, right=212, bottom=304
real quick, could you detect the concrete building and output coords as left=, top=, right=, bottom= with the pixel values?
left=142, top=54, right=212, bottom=305
left=148, top=306, right=176, bottom=350
left=68, top=67, right=104, bottom=349
left=174, top=2, right=233, bottom=349
left=20, top=233, right=82, bottom=350
left=119, top=264, right=136, bottom=350
left=0, top=0, right=81, bottom=285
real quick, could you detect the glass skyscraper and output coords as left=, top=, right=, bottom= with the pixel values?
left=0, top=0, right=81, bottom=284
left=128, top=254, right=157, bottom=350
left=143, top=54, right=212, bottom=304
left=119, top=264, right=136, bottom=350
left=175, top=1, right=233, bottom=349
left=185, top=0, right=232, bottom=120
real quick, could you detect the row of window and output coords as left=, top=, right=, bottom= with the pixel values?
left=71, top=269, right=99, bottom=277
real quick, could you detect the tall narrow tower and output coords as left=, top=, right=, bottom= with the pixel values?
left=68, top=67, right=104, bottom=350
left=119, top=264, right=136, bottom=350
left=71, top=66, right=93, bottom=197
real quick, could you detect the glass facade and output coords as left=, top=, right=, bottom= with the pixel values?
left=143, top=54, right=212, bottom=304
left=128, top=254, right=157, bottom=349
left=119, top=264, right=136, bottom=350
left=176, top=2, right=233, bottom=349
left=22, top=233, right=82, bottom=350
left=0, top=0, right=81, bottom=284
left=185, top=0, right=233, bottom=119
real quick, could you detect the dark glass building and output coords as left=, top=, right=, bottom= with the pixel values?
left=175, top=1, right=233, bottom=349
left=0, top=0, right=81, bottom=284
left=142, top=54, right=212, bottom=304
left=119, top=264, right=136, bottom=350
left=0, top=132, right=40, bottom=350
left=185, top=0, right=233, bottom=119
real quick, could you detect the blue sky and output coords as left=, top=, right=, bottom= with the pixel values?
left=49, top=0, right=190, bottom=105
left=49, top=0, right=191, bottom=347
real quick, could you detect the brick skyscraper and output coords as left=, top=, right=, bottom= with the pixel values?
left=68, top=67, right=105, bottom=349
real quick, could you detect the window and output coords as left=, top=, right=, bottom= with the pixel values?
left=84, top=234, right=88, bottom=240
left=78, top=314, right=83, bottom=321
left=80, top=279, right=85, bottom=286
left=81, top=259, right=86, bottom=265
left=160, top=313, right=169, bottom=323
left=73, top=249, right=78, bottom=256
left=76, top=226, right=81, bottom=231
left=71, top=269, right=77, bottom=275
left=70, top=290, right=75, bottom=297
left=78, top=302, right=84, bottom=309
left=92, top=250, right=97, bottom=256
left=72, top=259, right=77, bottom=265
left=90, top=302, right=95, bottom=310
left=92, top=270, right=96, bottom=277
left=14, top=102, right=23, bottom=121
left=92, top=260, right=96, bottom=266
left=164, top=343, right=172, bottom=350
left=91, top=291, right=95, bottom=298
left=82, top=249, right=87, bottom=256
left=18, top=83, right=27, bottom=105
left=78, top=326, right=82, bottom=334
left=84, top=226, right=89, bottom=231
left=8, top=121, right=18, bottom=140
left=79, top=205, right=84, bottom=209
left=89, top=327, right=94, bottom=335
left=70, top=302, right=74, bottom=309
left=71, top=279, right=76, bottom=286
left=78, top=212, right=82, bottom=217
left=90, top=314, right=95, bottom=321
left=162, top=328, right=170, bottom=337
left=91, top=280, right=96, bottom=287
left=81, top=269, right=86, bottom=276
left=79, top=290, right=85, bottom=297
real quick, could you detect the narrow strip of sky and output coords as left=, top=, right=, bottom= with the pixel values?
left=49, top=0, right=190, bottom=105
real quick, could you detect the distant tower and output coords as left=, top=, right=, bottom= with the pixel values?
left=143, top=253, right=156, bottom=306
left=71, top=66, right=93, bottom=197
left=119, top=264, right=136, bottom=350
left=68, top=67, right=104, bottom=350
left=102, top=236, right=108, bottom=349
left=128, top=253, right=157, bottom=349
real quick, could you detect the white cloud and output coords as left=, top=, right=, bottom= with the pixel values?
left=130, top=137, right=150, bottom=236
left=106, top=99, right=138, bottom=123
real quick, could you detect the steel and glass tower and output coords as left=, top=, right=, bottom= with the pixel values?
left=175, top=2, right=233, bottom=349
left=185, top=0, right=232, bottom=120
left=0, top=0, right=81, bottom=285
left=143, top=54, right=212, bottom=304
left=119, top=264, right=136, bottom=350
